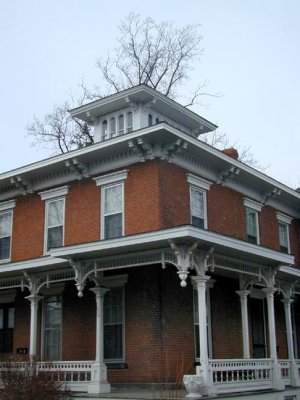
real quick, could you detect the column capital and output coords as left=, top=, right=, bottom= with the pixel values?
left=90, top=286, right=110, bottom=298
left=236, top=290, right=250, bottom=300
left=281, top=298, right=294, bottom=306
left=262, top=287, right=277, bottom=297
left=191, top=274, right=211, bottom=287
left=25, top=294, right=44, bottom=304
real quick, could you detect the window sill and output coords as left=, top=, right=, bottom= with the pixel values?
left=106, top=362, right=128, bottom=369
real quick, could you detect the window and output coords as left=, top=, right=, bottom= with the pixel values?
left=102, top=120, right=108, bottom=140
left=103, top=274, right=127, bottom=363
left=104, top=287, right=124, bottom=361
left=127, top=111, right=133, bottom=133
left=148, top=114, right=153, bottom=126
left=111, top=117, right=116, bottom=137
left=118, top=114, right=124, bottom=134
left=0, top=305, right=15, bottom=353
left=39, top=186, right=69, bottom=253
left=155, top=117, right=159, bottom=124
left=276, top=213, right=292, bottom=254
left=43, top=295, right=62, bottom=361
left=93, top=170, right=129, bottom=240
left=0, top=200, right=15, bottom=262
left=243, top=199, right=262, bottom=245
left=187, top=174, right=212, bottom=230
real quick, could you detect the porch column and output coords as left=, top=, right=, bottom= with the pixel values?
left=192, top=275, right=215, bottom=396
left=262, top=287, right=284, bottom=390
left=25, top=294, right=43, bottom=362
left=88, top=286, right=110, bottom=394
left=236, top=290, right=250, bottom=358
left=282, top=298, right=300, bottom=386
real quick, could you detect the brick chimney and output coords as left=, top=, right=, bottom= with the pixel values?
left=222, top=147, right=239, bottom=160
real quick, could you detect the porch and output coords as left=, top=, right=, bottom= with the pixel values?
left=1, top=358, right=300, bottom=397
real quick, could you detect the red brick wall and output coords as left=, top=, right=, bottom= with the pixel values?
left=259, top=206, right=280, bottom=250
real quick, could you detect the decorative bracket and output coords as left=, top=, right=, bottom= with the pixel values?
left=276, top=280, right=296, bottom=300
left=128, top=138, right=154, bottom=161
left=216, top=166, right=240, bottom=186
left=260, top=266, right=278, bottom=289
left=65, top=158, right=90, bottom=180
left=239, top=274, right=259, bottom=290
left=10, top=176, right=32, bottom=195
left=161, top=139, right=188, bottom=162
left=261, top=187, right=281, bottom=205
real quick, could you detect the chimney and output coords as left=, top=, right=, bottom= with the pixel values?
left=222, top=147, right=239, bottom=160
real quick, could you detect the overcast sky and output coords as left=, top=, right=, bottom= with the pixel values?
left=1, top=0, right=299, bottom=188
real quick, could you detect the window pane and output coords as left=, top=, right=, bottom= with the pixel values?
left=246, top=208, right=257, bottom=237
left=104, top=324, right=123, bottom=360
left=111, top=118, right=116, bottom=135
left=148, top=114, right=153, bottom=126
left=48, top=200, right=64, bottom=227
left=104, top=214, right=122, bottom=239
left=191, top=188, right=204, bottom=219
left=8, top=308, right=14, bottom=329
left=104, top=185, right=122, bottom=215
left=44, top=296, right=62, bottom=361
left=0, top=213, right=12, bottom=237
left=47, top=226, right=63, bottom=250
left=127, top=112, right=133, bottom=132
left=118, top=115, right=124, bottom=133
left=279, top=223, right=288, bottom=248
left=0, top=237, right=11, bottom=260
left=102, top=120, right=108, bottom=139
left=104, top=288, right=123, bottom=324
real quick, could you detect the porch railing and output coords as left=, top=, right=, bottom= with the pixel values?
left=209, top=359, right=273, bottom=393
left=278, top=359, right=291, bottom=386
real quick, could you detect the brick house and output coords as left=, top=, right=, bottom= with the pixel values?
left=0, top=84, right=300, bottom=399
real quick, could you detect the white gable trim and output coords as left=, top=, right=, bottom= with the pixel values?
left=276, top=212, right=293, bottom=225
left=243, top=198, right=262, bottom=212
left=187, top=173, right=212, bottom=191
left=0, top=199, right=16, bottom=211
left=39, top=186, right=69, bottom=201
left=93, top=170, right=129, bottom=187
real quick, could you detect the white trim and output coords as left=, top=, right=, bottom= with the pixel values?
left=93, top=170, right=129, bottom=187
left=187, top=173, right=212, bottom=191
left=39, top=186, right=69, bottom=201
left=243, top=198, right=262, bottom=212
left=276, top=212, right=293, bottom=225
left=0, top=200, right=16, bottom=211
left=51, top=225, right=295, bottom=265
left=189, top=186, right=208, bottom=229
left=0, top=256, right=68, bottom=274
left=279, top=265, right=300, bottom=278
left=0, top=209, right=14, bottom=263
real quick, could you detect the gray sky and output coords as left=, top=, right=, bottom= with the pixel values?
left=1, top=0, right=299, bottom=188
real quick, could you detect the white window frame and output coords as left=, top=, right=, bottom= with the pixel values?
left=39, top=186, right=69, bottom=254
left=187, top=174, right=212, bottom=230
left=0, top=200, right=16, bottom=263
left=276, top=212, right=292, bottom=254
left=103, top=274, right=128, bottom=363
left=93, top=170, right=129, bottom=240
left=243, top=198, right=262, bottom=245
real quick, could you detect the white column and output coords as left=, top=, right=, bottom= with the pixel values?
left=262, top=287, right=284, bottom=390
left=25, top=294, right=43, bottom=362
left=192, top=275, right=215, bottom=396
left=88, top=286, right=111, bottom=394
left=282, top=298, right=300, bottom=386
left=236, top=290, right=250, bottom=358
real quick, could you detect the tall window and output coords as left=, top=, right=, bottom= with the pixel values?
left=0, top=200, right=15, bottom=262
left=148, top=114, right=153, bottom=126
left=94, top=170, right=128, bottom=240
left=0, top=305, right=15, bottom=353
left=0, top=212, right=12, bottom=261
left=102, top=184, right=123, bottom=239
left=118, top=114, right=124, bottom=134
left=187, top=174, right=211, bottom=230
left=244, top=199, right=262, bottom=245
left=104, top=287, right=124, bottom=361
left=111, top=117, right=116, bottom=137
left=102, top=120, right=108, bottom=140
left=46, top=199, right=64, bottom=251
left=39, top=186, right=69, bottom=254
left=127, top=112, right=133, bottom=133
left=277, top=213, right=292, bottom=254
left=43, top=295, right=62, bottom=361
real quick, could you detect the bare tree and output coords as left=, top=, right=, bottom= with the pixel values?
left=27, top=13, right=263, bottom=171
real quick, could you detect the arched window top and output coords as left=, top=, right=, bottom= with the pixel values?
left=148, top=114, right=153, bottom=126
left=155, top=117, right=159, bottom=125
